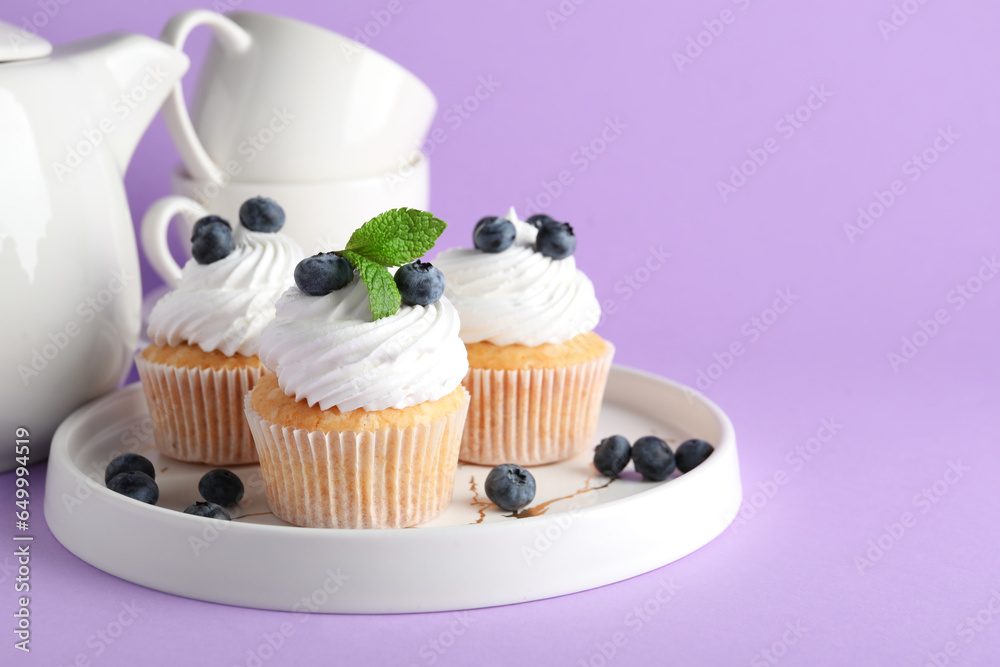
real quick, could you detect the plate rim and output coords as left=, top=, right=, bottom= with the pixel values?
left=47, top=363, right=736, bottom=536
left=43, top=363, right=742, bottom=612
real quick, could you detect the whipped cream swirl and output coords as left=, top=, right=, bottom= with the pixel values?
left=258, top=278, right=469, bottom=412
left=432, top=207, right=601, bottom=346
left=147, top=226, right=303, bottom=356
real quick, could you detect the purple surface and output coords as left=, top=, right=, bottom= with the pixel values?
left=3, top=0, right=1000, bottom=665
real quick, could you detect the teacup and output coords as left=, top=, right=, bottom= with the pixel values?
left=160, top=10, right=436, bottom=184
left=141, top=155, right=429, bottom=287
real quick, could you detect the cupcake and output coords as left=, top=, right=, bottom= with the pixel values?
left=136, top=198, right=303, bottom=464
left=244, top=209, right=470, bottom=528
left=433, top=207, right=614, bottom=466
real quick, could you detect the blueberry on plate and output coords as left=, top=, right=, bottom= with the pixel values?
left=198, top=469, right=244, bottom=507
left=473, top=216, right=516, bottom=253
left=395, top=260, right=446, bottom=306
left=183, top=501, right=231, bottom=520
left=239, top=196, right=285, bottom=233
left=535, top=221, right=576, bottom=259
left=631, top=436, right=676, bottom=481
left=104, top=452, right=155, bottom=486
left=191, top=215, right=231, bottom=241
left=294, top=252, right=354, bottom=296
left=107, top=471, right=159, bottom=504
left=191, top=222, right=234, bottom=264
left=593, top=435, right=631, bottom=477
left=675, top=439, right=714, bottom=473
left=526, top=213, right=556, bottom=229
left=485, top=463, right=536, bottom=512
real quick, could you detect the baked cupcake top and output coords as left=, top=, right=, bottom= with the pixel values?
left=433, top=207, right=600, bottom=347
left=259, top=277, right=468, bottom=412
left=147, top=198, right=304, bottom=357
left=257, top=208, right=467, bottom=412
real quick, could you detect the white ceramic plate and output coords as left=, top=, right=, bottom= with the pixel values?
left=43, top=365, right=741, bottom=613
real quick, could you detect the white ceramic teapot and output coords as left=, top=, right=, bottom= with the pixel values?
left=0, top=21, right=188, bottom=471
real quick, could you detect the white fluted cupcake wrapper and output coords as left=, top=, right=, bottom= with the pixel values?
left=244, top=388, right=470, bottom=529
left=460, top=344, right=615, bottom=466
left=135, top=353, right=262, bottom=465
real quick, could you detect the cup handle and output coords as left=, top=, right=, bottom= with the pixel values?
left=141, top=196, right=208, bottom=288
left=160, top=10, right=252, bottom=184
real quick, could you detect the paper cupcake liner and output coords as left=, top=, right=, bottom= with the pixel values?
left=135, top=353, right=262, bottom=465
left=460, top=344, right=615, bottom=466
left=245, top=388, right=470, bottom=529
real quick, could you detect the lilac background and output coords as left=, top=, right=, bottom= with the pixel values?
left=3, top=0, right=1000, bottom=665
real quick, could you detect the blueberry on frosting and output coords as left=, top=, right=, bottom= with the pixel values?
left=191, top=214, right=231, bottom=239
left=473, top=216, right=516, bottom=253
left=535, top=220, right=576, bottom=260
left=472, top=211, right=576, bottom=260
left=239, top=196, right=286, bottom=233
left=526, top=213, right=556, bottom=229
left=190, top=216, right=234, bottom=265
left=395, top=260, right=446, bottom=306
left=294, top=253, right=354, bottom=296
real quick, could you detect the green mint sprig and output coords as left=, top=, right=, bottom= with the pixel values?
left=339, top=208, right=447, bottom=320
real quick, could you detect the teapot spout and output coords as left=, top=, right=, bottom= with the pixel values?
left=61, top=33, right=189, bottom=172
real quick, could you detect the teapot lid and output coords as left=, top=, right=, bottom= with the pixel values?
left=0, top=20, right=53, bottom=62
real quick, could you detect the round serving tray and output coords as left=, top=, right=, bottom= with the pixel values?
left=43, top=365, right=741, bottom=613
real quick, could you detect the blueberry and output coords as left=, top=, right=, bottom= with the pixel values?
left=675, top=439, right=714, bottom=473
left=593, top=435, right=631, bottom=477
left=183, top=501, right=231, bottom=520
left=473, top=216, right=516, bottom=253
left=526, top=213, right=556, bottom=229
left=198, top=469, right=244, bottom=506
left=535, top=221, right=576, bottom=259
left=395, top=260, right=446, bottom=306
left=484, top=463, right=536, bottom=512
left=104, top=452, right=155, bottom=486
left=107, top=471, right=159, bottom=504
left=191, top=222, right=234, bottom=264
left=191, top=215, right=231, bottom=241
left=294, top=252, right=354, bottom=296
left=631, top=436, right=676, bottom=481
left=239, top=196, right=285, bottom=233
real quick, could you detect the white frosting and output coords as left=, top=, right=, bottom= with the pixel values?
left=432, top=207, right=601, bottom=346
left=147, top=226, right=303, bottom=356
left=258, top=277, right=469, bottom=412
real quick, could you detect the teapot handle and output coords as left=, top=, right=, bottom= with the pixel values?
left=160, top=11, right=251, bottom=184
left=141, top=196, right=209, bottom=288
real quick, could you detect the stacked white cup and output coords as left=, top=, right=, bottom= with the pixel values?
left=142, top=10, right=435, bottom=287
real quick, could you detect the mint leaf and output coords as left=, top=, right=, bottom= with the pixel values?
left=341, top=250, right=400, bottom=320
left=336, top=209, right=446, bottom=319
left=345, top=208, right=447, bottom=266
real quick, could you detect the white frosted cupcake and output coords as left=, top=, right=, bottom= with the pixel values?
left=136, top=199, right=303, bottom=464
left=244, top=209, right=470, bottom=528
left=434, top=207, right=614, bottom=465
